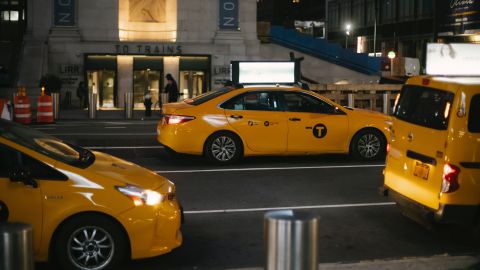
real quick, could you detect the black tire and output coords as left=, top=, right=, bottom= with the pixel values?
left=350, top=129, right=386, bottom=161
left=204, top=131, right=243, bottom=164
left=53, top=214, right=129, bottom=270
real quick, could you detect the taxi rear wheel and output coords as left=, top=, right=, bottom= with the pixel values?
left=205, top=131, right=243, bottom=164
left=350, top=129, right=386, bottom=161
left=53, top=214, right=128, bottom=270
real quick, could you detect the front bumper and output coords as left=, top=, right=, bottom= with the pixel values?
left=383, top=186, right=479, bottom=226
left=118, top=199, right=183, bottom=259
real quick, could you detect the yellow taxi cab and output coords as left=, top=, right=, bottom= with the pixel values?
left=0, top=119, right=182, bottom=270
left=383, top=76, right=480, bottom=227
left=157, top=85, right=389, bottom=163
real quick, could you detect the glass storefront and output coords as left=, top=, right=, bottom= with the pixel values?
left=86, top=56, right=117, bottom=108
left=179, top=57, right=210, bottom=99
left=133, top=57, right=163, bottom=108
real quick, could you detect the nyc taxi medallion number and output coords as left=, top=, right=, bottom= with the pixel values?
left=413, top=161, right=430, bottom=180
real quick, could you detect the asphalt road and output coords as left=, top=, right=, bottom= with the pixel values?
left=34, top=120, right=480, bottom=270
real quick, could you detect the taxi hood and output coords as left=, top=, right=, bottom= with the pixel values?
left=85, top=151, right=169, bottom=191
left=162, top=102, right=194, bottom=115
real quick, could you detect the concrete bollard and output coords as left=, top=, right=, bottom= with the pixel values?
left=0, top=222, right=34, bottom=270
left=264, top=210, right=319, bottom=270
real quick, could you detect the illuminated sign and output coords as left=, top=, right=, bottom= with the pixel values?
left=219, top=0, right=238, bottom=30
left=440, top=0, right=480, bottom=35
left=231, top=61, right=298, bottom=84
left=54, top=0, right=75, bottom=26
left=426, top=43, right=480, bottom=76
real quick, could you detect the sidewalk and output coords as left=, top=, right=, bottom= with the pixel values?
left=230, top=254, right=480, bottom=270
left=57, top=108, right=162, bottom=121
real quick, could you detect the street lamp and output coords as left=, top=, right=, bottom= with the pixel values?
left=345, top=24, right=351, bottom=49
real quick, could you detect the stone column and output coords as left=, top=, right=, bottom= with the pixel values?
left=117, top=56, right=133, bottom=108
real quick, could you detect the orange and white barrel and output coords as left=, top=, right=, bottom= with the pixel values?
left=13, top=96, right=31, bottom=124
left=37, top=95, right=54, bottom=123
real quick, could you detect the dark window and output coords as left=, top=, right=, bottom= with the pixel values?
left=468, top=94, right=480, bottom=133
left=281, top=92, right=335, bottom=114
left=394, top=85, right=454, bottom=130
left=184, top=89, right=230, bottom=106
left=221, top=91, right=281, bottom=111
left=0, top=143, right=67, bottom=180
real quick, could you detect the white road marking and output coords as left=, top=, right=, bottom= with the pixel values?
left=49, top=133, right=156, bottom=136
left=104, top=126, right=126, bottom=129
left=34, top=127, right=55, bottom=130
left=184, top=202, right=395, bottom=214
left=86, top=146, right=164, bottom=150
left=156, top=164, right=384, bottom=174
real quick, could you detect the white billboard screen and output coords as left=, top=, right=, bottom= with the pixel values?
left=238, top=62, right=296, bottom=84
left=426, top=43, right=480, bottom=76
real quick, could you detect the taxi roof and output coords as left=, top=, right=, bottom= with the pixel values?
left=430, top=77, right=480, bottom=85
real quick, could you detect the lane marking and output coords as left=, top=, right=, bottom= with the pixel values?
left=86, top=146, right=164, bottom=150
left=49, top=133, right=156, bottom=136
left=156, top=164, right=384, bottom=173
left=184, top=202, right=395, bottom=214
left=34, top=127, right=55, bottom=130
left=104, top=126, right=126, bottom=129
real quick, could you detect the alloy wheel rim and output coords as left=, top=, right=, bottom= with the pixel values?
left=357, top=133, right=381, bottom=158
left=68, top=226, right=114, bottom=270
left=211, top=136, right=236, bottom=161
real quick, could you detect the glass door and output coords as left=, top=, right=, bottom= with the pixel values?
left=179, top=71, right=206, bottom=99
left=87, top=70, right=116, bottom=108
left=133, top=69, right=162, bottom=108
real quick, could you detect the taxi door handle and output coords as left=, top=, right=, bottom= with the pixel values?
left=289, top=117, right=301, bottom=121
left=230, top=115, right=243, bottom=119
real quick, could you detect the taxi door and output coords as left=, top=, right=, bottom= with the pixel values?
left=0, top=142, right=44, bottom=253
left=223, top=91, right=287, bottom=153
left=279, top=92, right=348, bottom=153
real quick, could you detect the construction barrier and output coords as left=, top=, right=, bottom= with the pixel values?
left=37, top=95, right=54, bottom=123
left=13, top=96, right=31, bottom=124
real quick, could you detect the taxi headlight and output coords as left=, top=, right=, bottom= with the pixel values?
left=115, top=185, right=164, bottom=206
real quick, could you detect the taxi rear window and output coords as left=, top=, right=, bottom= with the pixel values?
left=468, top=94, right=480, bottom=133
left=394, top=85, right=454, bottom=130
left=184, top=89, right=230, bottom=105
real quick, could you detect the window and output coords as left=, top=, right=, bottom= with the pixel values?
left=328, top=1, right=339, bottom=30
left=417, top=0, right=433, bottom=18
left=468, top=94, right=480, bottom=133
left=0, top=144, right=67, bottom=180
left=398, top=0, right=414, bottom=20
left=366, top=0, right=376, bottom=26
left=221, top=91, right=281, bottom=111
left=281, top=92, right=335, bottom=114
left=394, top=85, right=454, bottom=130
left=352, top=0, right=365, bottom=28
left=380, top=0, right=396, bottom=23
left=185, top=89, right=230, bottom=106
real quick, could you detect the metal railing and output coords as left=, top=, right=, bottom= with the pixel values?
left=310, top=84, right=403, bottom=115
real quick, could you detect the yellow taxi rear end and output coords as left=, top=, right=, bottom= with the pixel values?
left=384, top=76, right=480, bottom=225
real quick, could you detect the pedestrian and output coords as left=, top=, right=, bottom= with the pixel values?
left=143, top=91, right=152, bottom=117
left=76, top=82, right=87, bottom=109
left=164, top=73, right=179, bottom=103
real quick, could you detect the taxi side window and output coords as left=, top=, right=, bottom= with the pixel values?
left=221, top=91, right=281, bottom=111
left=281, top=92, right=335, bottom=114
left=468, top=94, right=480, bottom=133
left=0, top=144, right=67, bottom=180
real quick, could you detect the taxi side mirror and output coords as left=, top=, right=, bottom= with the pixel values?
left=9, top=167, right=38, bottom=189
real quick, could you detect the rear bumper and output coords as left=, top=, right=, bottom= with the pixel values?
left=383, top=186, right=479, bottom=226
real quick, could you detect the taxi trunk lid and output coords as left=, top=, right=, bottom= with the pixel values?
left=385, top=84, right=454, bottom=210
left=162, top=102, right=193, bottom=115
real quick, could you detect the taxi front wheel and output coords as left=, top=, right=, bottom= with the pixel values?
left=205, top=131, right=243, bottom=164
left=53, top=214, right=128, bottom=270
left=350, top=129, right=386, bottom=161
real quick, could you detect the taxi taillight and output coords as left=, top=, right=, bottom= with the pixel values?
left=441, top=163, right=460, bottom=193
left=164, top=114, right=195, bottom=125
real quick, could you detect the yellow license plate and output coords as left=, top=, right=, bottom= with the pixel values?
left=413, top=162, right=430, bottom=180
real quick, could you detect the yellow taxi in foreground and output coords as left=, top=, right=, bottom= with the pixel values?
left=383, top=76, right=480, bottom=227
left=0, top=119, right=182, bottom=270
left=158, top=85, right=389, bottom=163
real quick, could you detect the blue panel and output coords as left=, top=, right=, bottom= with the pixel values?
left=219, top=0, right=239, bottom=30
left=270, top=26, right=380, bottom=75
left=54, top=0, right=76, bottom=26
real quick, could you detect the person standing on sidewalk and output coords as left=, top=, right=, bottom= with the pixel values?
left=164, top=73, right=179, bottom=103
left=143, top=91, right=152, bottom=117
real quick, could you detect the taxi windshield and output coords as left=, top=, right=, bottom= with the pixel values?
left=0, top=120, right=94, bottom=168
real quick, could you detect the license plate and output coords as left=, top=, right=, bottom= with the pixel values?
left=413, top=162, right=430, bottom=180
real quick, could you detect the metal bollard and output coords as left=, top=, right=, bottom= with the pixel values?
left=124, top=92, right=133, bottom=119
left=347, top=93, right=354, bottom=108
left=382, top=92, right=390, bottom=115
left=0, top=222, right=34, bottom=270
left=264, top=210, right=319, bottom=270
left=51, top=92, right=60, bottom=120
left=88, top=93, right=97, bottom=120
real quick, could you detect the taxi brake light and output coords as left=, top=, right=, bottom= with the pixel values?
left=441, top=163, right=460, bottom=193
left=164, top=115, right=195, bottom=125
